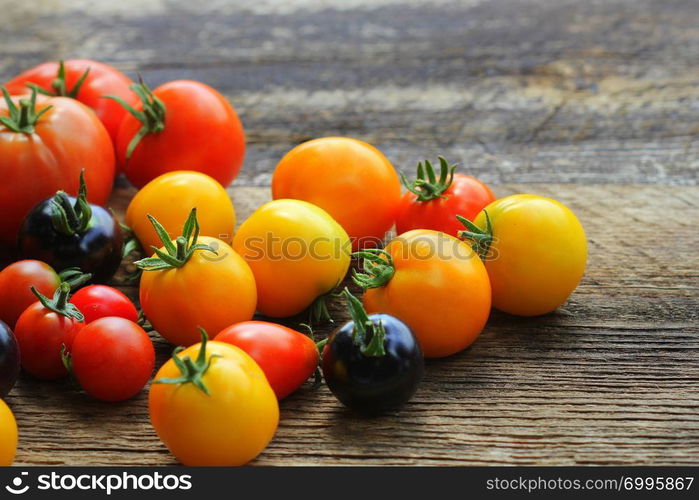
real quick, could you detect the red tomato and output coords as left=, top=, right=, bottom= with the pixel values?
left=215, top=321, right=319, bottom=399
left=14, top=284, right=84, bottom=379
left=70, top=285, right=138, bottom=324
left=69, top=317, right=154, bottom=401
left=0, top=89, right=115, bottom=246
left=4, top=59, right=137, bottom=143
left=114, top=80, right=245, bottom=188
left=395, top=158, right=495, bottom=237
left=0, top=260, right=60, bottom=328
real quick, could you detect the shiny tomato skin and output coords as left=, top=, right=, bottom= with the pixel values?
left=272, top=137, right=401, bottom=250
left=215, top=321, right=319, bottom=399
left=4, top=59, right=137, bottom=143
left=0, top=399, right=17, bottom=466
left=0, top=96, right=115, bottom=246
left=116, top=80, right=245, bottom=188
left=14, top=302, right=83, bottom=379
left=0, top=320, right=20, bottom=398
left=70, top=317, right=154, bottom=401
left=69, top=286, right=138, bottom=324
left=0, top=260, right=60, bottom=328
left=396, top=174, right=495, bottom=237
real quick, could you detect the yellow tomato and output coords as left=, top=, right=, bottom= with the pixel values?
left=462, top=194, right=587, bottom=316
left=126, top=171, right=236, bottom=251
left=149, top=334, right=278, bottom=466
left=233, top=199, right=351, bottom=318
left=0, top=399, right=18, bottom=465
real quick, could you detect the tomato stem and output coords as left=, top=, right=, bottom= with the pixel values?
left=342, top=288, right=386, bottom=357
left=352, top=248, right=395, bottom=289
left=456, top=210, right=493, bottom=260
left=0, top=86, right=52, bottom=134
left=153, top=328, right=219, bottom=395
left=58, top=267, right=93, bottom=289
left=30, top=283, right=84, bottom=322
left=400, top=156, right=456, bottom=202
left=49, top=170, right=93, bottom=236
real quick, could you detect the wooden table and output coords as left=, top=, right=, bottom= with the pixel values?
left=2, top=0, right=697, bottom=466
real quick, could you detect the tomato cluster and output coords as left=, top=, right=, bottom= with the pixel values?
left=0, top=58, right=588, bottom=467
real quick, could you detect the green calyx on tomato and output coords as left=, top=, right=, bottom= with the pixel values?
left=153, top=328, right=218, bottom=395
left=352, top=248, right=395, bottom=289
left=400, top=156, right=456, bottom=202
left=134, top=208, right=218, bottom=271
left=30, top=60, right=91, bottom=99
left=0, top=87, right=52, bottom=134
left=456, top=211, right=493, bottom=260
left=342, top=288, right=386, bottom=357
left=57, top=267, right=93, bottom=289
left=49, top=170, right=93, bottom=236
left=105, top=79, right=165, bottom=160
left=30, top=282, right=84, bottom=322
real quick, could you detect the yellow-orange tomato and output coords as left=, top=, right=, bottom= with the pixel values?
left=272, top=137, right=401, bottom=250
left=358, top=230, right=491, bottom=358
left=233, top=199, right=351, bottom=319
left=126, top=171, right=236, bottom=251
left=149, top=336, right=278, bottom=466
left=462, top=194, right=587, bottom=316
left=0, top=399, right=18, bottom=466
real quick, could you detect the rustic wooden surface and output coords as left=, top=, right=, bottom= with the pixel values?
left=1, top=0, right=698, bottom=465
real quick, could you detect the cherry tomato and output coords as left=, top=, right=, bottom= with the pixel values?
left=0, top=320, right=20, bottom=397
left=149, top=331, right=278, bottom=466
left=0, top=260, right=60, bottom=328
left=215, top=321, right=319, bottom=399
left=0, top=399, right=17, bottom=466
left=395, top=157, right=495, bottom=237
left=4, top=59, right=137, bottom=143
left=137, top=209, right=256, bottom=346
left=272, top=137, right=401, bottom=250
left=355, top=230, right=491, bottom=358
left=0, top=88, right=115, bottom=246
left=458, top=194, right=587, bottom=316
left=126, top=171, right=236, bottom=252
left=233, top=199, right=350, bottom=320
left=69, top=285, right=138, bottom=324
left=13, top=283, right=84, bottom=379
left=67, top=317, right=154, bottom=402
left=322, top=289, right=423, bottom=413
left=113, top=80, right=245, bottom=188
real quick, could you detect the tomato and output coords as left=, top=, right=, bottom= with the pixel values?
left=395, top=157, right=495, bottom=237
left=272, top=137, right=401, bottom=250
left=4, top=59, right=137, bottom=143
left=13, top=283, right=84, bottom=379
left=0, top=399, right=18, bottom=466
left=458, top=194, right=587, bottom=316
left=137, top=209, right=256, bottom=346
left=126, top=171, right=236, bottom=252
left=215, top=321, right=319, bottom=399
left=0, top=260, right=60, bottom=328
left=0, top=88, right=115, bottom=246
left=355, top=230, right=491, bottom=358
left=112, top=80, right=245, bottom=188
left=69, top=285, right=138, bottom=324
left=321, top=289, right=423, bottom=413
left=0, top=320, right=20, bottom=397
left=149, top=331, right=278, bottom=466
left=67, top=317, right=154, bottom=401
left=18, top=172, right=123, bottom=283
left=233, top=199, right=350, bottom=320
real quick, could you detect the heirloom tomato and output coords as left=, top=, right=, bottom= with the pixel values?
left=395, top=157, right=495, bottom=237
left=272, top=137, right=401, bottom=250
left=149, top=330, right=278, bottom=466
left=111, top=80, right=245, bottom=188
left=126, top=171, right=236, bottom=251
left=354, top=230, right=491, bottom=358
left=0, top=320, right=20, bottom=397
left=4, top=59, right=137, bottom=142
left=458, top=194, right=587, bottom=316
left=0, top=88, right=115, bottom=246
left=136, top=209, right=256, bottom=346
left=69, top=285, right=138, bottom=324
left=0, top=399, right=17, bottom=466
left=0, top=260, right=60, bottom=328
left=233, top=199, right=350, bottom=321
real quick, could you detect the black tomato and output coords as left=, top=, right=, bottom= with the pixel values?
left=17, top=172, right=123, bottom=283
left=321, top=289, right=424, bottom=414
left=0, top=320, right=20, bottom=397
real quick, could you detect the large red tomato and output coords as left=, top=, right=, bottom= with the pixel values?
left=0, top=89, right=115, bottom=246
left=4, top=59, right=137, bottom=143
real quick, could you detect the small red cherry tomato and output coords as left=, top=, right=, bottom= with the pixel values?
left=68, top=317, right=155, bottom=402
left=70, top=285, right=139, bottom=324
left=0, top=260, right=60, bottom=328
left=215, top=321, right=319, bottom=399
